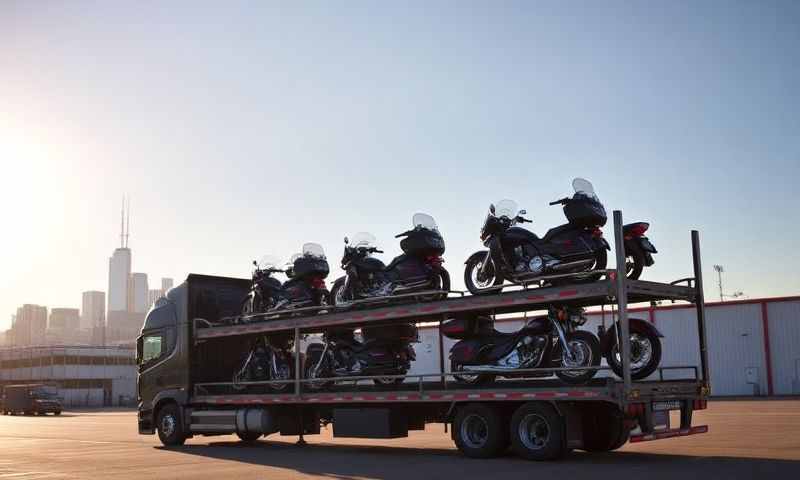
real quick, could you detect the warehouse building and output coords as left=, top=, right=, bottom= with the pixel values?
left=408, top=295, right=800, bottom=397
left=0, top=346, right=136, bottom=407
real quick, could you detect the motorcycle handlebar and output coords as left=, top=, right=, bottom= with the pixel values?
left=549, top=197, right=569, bottom=206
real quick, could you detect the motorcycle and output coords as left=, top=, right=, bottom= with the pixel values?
left=232, top=335, right=294, bottom=392
left=598, top=317, right=664, bottom=380
left=279, top=243, right=331, bottom=311
left=241, top=255, right=288, bottom=315
left=330, top=213, right=450, bottom=306
left=463, top=178, right=657, bottom=294
left=304, top=323, right=418, bottom=388
left=442, top=306, right=601, bottom=385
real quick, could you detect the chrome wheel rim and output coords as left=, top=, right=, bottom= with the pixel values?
left=518, top=413, right=550, bottom=451
left=470, top=262, right=495, bottom=289
left=460, top=414, right=489, bottom=449
left=160, top=414, right=176, bottom=438
left=560, top=339, right=593, bottom=377
left=614, top=334, right=653, bottom=372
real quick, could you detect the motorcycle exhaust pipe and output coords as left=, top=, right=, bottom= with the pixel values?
left=549, top=258, right=595, bottom=272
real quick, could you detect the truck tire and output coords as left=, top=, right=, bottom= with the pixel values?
left=156, top=403, right=186, bottom=447
left=236, top=431, right=262, bottom=443
left=452, top=404, right=508, bottom=459
left=582, top=402, right=629, bottom=452
left=509, top=402, right=565, bottom=461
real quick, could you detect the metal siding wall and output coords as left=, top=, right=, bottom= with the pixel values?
left=653, top=309, right=701, bottom=381
left=705, top=304, right=767, bottom=396
left=766, top=301, right=800, bottom=395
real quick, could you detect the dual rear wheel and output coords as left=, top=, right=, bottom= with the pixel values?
left=453, top=402, right=565, bottom=461
left=452, top=401, right=628, bottom=460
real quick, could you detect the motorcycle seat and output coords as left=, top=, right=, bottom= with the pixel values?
left=542, top=223, right=576, bottom=242
left=384, top=253, right=408, bottom=272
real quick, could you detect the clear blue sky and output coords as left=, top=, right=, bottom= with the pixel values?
left=1, top=1, right=799, bottom=328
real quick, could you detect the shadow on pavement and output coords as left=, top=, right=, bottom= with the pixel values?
left=163, top=439, right=800, bottom=480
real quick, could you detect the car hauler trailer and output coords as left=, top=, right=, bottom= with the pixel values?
left=137, top=211, right=710, bottom=460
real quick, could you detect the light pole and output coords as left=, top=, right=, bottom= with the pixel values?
left=713, top=265, right=724, bottom=302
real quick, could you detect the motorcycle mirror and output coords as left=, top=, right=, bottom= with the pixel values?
left=252, top=260, right=257, bottom=266
left=344, top=236, right=349, bottom=244
left=489, top=204, right=495, bottom=214
left=519, top=209, right=527, bottom=215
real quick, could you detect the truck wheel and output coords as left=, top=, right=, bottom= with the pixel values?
left=582, top=403, right=629, bottom=452
left=452, top=404, right=508, bottom=458
left=156, top=404, right=186, bottom=447
left=236, top=431, right=262, bottom=443
left=509, top=402, right=565, bottom=461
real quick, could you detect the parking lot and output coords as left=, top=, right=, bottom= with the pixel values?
left=0, top=400, right=797, bottom=479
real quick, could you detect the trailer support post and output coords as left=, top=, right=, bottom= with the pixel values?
left=691, top=231, right=710, bottom=390
left=294, top=327, right=302, bottom=397
left=613, top=210, right=632, bottom=394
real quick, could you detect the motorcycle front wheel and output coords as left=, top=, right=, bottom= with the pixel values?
left=606, top=332, right=662, bottom=380
left=464, top=252, right=504, bottom=295
left=555, top=331, right=601, bottom=385
left=329, top=277, right=350, bottom=307
left=304, top=354, right=333, bottom=391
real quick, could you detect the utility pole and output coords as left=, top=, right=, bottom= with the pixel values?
left=713, top=265, right=724, bottom=302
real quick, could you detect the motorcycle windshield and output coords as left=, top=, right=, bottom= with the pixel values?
left=351, top=232, right=377, bottom=249
left=412, top=213, right=439, bottom=232
left=494, top=199, right=518, bottom=219
left=302, top=242, right=326, bottom=259
left=257, top=254, right=282, bottom=270
left=572, top=178, right=599, bottom=200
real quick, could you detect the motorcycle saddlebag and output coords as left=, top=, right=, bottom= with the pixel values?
left=292, top=256, right=330, bottom=279
left=400, top=229, right=445, bottom=256
left=362, top=323, right=418, bottom=342
left=564, top=193, right=607, bottom=228
left=441, top=314, right=494, bottom=340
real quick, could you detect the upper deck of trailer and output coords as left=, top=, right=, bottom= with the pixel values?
left=192, top=276, right=696, bottom=341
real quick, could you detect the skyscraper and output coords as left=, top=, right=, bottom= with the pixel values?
left=107, top=197, right=137, bottom=343
left=161, top=277, right=174, bottom=293
left=48, top=308, right=80, bottom=343
left=129, top=272, right=149, bottom=313
left=81, top=291, right=105, bottom=330
left=13, top=304, right=48, bottom=346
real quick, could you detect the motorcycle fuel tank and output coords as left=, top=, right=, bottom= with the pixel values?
left=354, top=256, right=386, bottom=273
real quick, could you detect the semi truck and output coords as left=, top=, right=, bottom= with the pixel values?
left=137, top=213, right=710, bottom=460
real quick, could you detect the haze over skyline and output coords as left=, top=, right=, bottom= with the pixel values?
left=2, top=1, right=799, bottom=329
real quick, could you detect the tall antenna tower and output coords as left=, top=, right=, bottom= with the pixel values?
left=120, top=195, right=131, bottom=248
left=125, top=196, right=130, bottom=248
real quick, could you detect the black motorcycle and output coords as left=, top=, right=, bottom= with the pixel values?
left=442, top=307, right=601, bottom=385
left=241, top=245, right=331, bottom=318
left=304, top=323, right=418, bottom=388
left=464, top=178, right=656, bottom=294
left=241, top=255, right=288, bottom=315
left=330, top=214, right=450, bottom=306
left=232, top=335, right=294, bottom=392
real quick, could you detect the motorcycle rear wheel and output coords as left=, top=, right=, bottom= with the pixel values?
left=624, top=242, right=646, bottom=280
left=555, top=331, right=600, bottom=385
left=606, top=332, right=662, bottom=380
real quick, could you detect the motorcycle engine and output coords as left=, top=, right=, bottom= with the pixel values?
left=517, top=336, right=547, bottom=367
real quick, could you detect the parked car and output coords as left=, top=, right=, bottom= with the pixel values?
left=2, top=384, right=62, bottom=415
